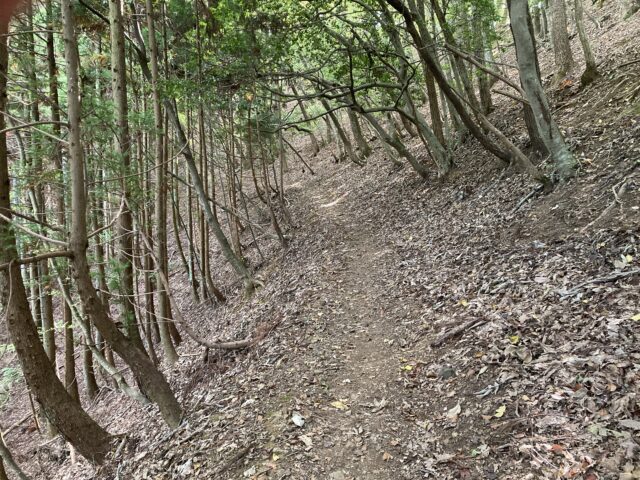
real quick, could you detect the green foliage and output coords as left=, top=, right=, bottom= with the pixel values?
left=0, top=364, right=22, bottom=408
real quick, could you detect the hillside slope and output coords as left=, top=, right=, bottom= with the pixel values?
left=1, top=2, right=639, bottom=479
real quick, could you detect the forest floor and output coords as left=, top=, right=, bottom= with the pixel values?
left=1, top=2, right=640, bottom=480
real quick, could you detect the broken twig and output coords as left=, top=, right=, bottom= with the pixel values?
left=431, top=318, right=487, bottom=348
left=559, top=268, right=640, bottom=296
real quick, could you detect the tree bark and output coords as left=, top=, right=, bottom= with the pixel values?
left=146, top=0, right=178, bottom=364
left=574, top=0, right=599, bottom=86
left=1, top=18, right=111, bottom=464
left=61, top=0, right=182, bottom=429
left=347, top=109, right=372, bottom=159
left=551, top=0, right=575, bottom=81
left=508, top=0, right=577, bottom=180
left=109, top=0, right=145, bottom=353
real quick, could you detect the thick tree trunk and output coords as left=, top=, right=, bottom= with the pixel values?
left=508, top=0, right=577, bottom=180
left=1, top=19, right=111, bottom=463
left=551, top=0, right=575, bottom=81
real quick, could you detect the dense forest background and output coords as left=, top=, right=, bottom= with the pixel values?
left=0, top=0, right=638, bottom=478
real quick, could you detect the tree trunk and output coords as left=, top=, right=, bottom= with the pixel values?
left=386, top=0, right=549, bottom=186
left=574, top=0, right=599, bottom=86
left=290, top=84, right=320, bottom=155
left=625, top=0, right=640, bottom=18
left=146, top=0, right=178, bottom=364
left=61, top=0, right=182, bottom=428
left=1, top=19, right=111, bottom=463
left=320, top=100, right=362, bottom=166
left=109, top=0, right=145, bottom=353
left=347, top=109, right=372, bottom=159
left=361, top=111, right=430, bottom=179
left=551, top=0, right=575, bottom=81
left=0, top=431, right=30, bottom=480
left=508, top=0, right=577, bottom=180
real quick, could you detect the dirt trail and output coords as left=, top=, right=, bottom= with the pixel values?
left=287, top=178, right=415, bottom=479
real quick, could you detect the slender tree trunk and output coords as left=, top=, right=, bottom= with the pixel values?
left=574, top=0, right=598, bottom=86
left=324, top=117, right=334, bottom=145
left=347, top=109, right=372, bottom=159
left=61, top=0, right=182, bottom=428
left=320, top=99, right=362, bottom=166
left=290, top=84, right=320, bottom=154
left=508, top=0, right=577, bottom=179
left=541, top=0, right=550, bottom=39
left=386, top=0, right=549, bottom=186
left=361, top=111, right=430, bottom=179
left=626, top=0, right=640, bottom=18
left=129, top=13, right=255, bottom=292
left=0, top=431, right=30, bottom=480
left=109, top=0, right=145, bottom=353
left=146, top=0, right=178, bottom=364
left=378, top=3, right=451, bottom=173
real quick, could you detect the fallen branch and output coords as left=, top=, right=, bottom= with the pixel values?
left=559, top=268, right=640, bottom=296
left=431, top=318, right=487, bottom=348
left=617, top=58, right=640, bottom=69
left=216, top=443, right=254, bottom=475
left=283, top=136, right=316, bottom=175
left=511, top=184, right=544, bottom=214
left=581, top=174, right=632, bottom=233
left=1, top=413, right=30, bottom=438
left=491, top=88, right=530, bottom=105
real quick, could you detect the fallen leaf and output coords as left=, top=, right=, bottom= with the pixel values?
left=549, top=444, right=565, bottom=454
left=631, top=313, right=640, bottom=321
left=243, top=466, right=256, bottom=477
left=509, top=335, right=520, bottom=345
left=382, top=451, right=393, bottom=461
left=470, top=444, right=489, bottom=458
left=446, top=403, right=462, bottom=422
left=331, top=400, right=348, bottom=410
left=291, top=412, right=305, bottom=427
left=299, top=435, right=313, bottom=448
left=494, top=405, right=506, bottom=418
left=619, top=419, right=640, bottom=430
left=459, top=299, right=469, bottom=307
